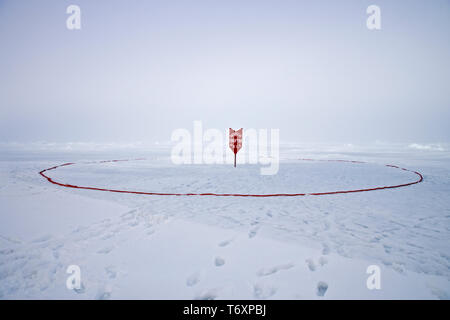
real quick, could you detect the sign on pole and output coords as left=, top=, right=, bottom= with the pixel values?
left=229, top=128, right=243, bottom=167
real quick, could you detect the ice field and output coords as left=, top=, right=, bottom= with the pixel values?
left=0, top=142, right=449, bottom=299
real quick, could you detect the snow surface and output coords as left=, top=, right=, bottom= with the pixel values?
left=0, top=142, right=449, bottom=299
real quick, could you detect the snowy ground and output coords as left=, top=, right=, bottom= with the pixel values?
left=0, top=142, right=449, bottom=299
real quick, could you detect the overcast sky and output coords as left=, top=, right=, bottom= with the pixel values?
left=0, top=0, right=449, bottom=144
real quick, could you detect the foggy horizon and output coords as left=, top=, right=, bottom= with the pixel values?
left=1, top=0, right=449, bottom=144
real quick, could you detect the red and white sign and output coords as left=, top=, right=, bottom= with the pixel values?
left=229, top=128, right=243, bottom=154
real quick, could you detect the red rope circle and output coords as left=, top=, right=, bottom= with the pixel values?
left=39, top=158, right=423, bottom=197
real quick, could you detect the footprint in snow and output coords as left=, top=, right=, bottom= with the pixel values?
left=257, top=263, right=294, bottom=277
left=316, top=281, right=328, bottom=297
left=121, top=210, right=137, bottom=221
left=214, top=257, right=225, bottom=267
left=74, top=282, right=86, bottom=294
left=218, top=239, right=233, bottom=247
left=306, top=259, right=317, bottom=271
left=248, top=228, right=258, bottom=239
left=96, top=285, right=113, bottom=300
left=128, top=220, right=139, bottom=227
left=195, top=289, right=218, bottom=300
left=250, top=220, right=259, bottom=226
left=253, top=284, right=277, bottom=299
left=105, top=266, right=117, bottom=279
left=0, top=248, right=15, bottom=255
left=306, top=257, right=328, bottom=271
left=32, top=234, right=52, bottom=244
left=97, top=246, right=114, bottom=254
left=186, top=272, right=200, bottom=287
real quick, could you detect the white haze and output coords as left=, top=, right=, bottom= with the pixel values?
left=0, top=0, right=449, bottom=144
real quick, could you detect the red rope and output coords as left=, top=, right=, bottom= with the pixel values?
left=39, top=158, right=423, bottom=197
